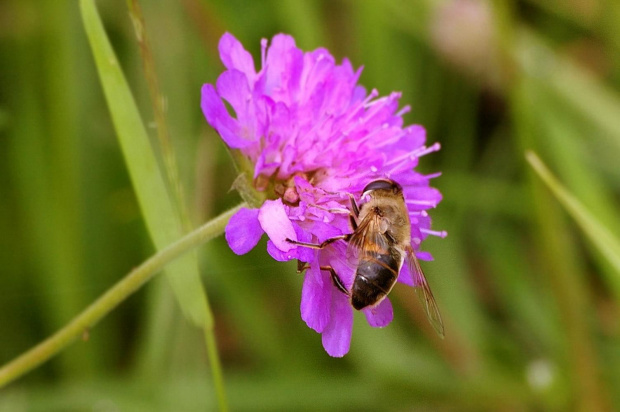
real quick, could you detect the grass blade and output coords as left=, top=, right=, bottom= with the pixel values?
left=80, top=0, right=209, bottom=327
left=81, top=2, right=229, bottom=408
left=526, top=151, right=620, bottom=291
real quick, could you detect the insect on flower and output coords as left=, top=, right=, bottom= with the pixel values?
left=202, top=32, right=447, bottom=356
left=287, top=178, right=444, bottom=337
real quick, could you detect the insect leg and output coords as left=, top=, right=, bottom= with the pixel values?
left=285, top=233, right=351, bottom=250
left=349, top=215, right=358, bottom=231
left=296, top=260, right=309, bottom=273
left=320, top=266, right=349, bottom=295
left=343, top=194, right=360, bottom=230
left=348, top=193, right=360, bottom=218
left=295, top=261, right=349, bottom=295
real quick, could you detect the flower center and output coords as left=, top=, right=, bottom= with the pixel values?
left=273, top=172, right=308, bottom=206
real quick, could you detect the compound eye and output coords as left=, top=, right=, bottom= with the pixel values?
left=362, top=179, right=402, bottom=194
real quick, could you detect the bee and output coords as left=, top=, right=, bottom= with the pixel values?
left=287, top=178, right=444, bottom=337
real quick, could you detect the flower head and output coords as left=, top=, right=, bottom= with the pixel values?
left=202, top=33, right=445, bottom=357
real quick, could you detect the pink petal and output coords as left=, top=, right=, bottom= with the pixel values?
left=224, top=208, right=263, bottom=255
left=307, top=221, right=344, bottom=244
left=266, top=240, right=299, bottom=261
left=216, top=70, right=251, bottom=119
left=397, top=263, right=414, bottom=287
left=258, top=199, right=297, bottom=252
left=415, top=251, right=434, bottom=261
left=301, top=265, right=330, bottom=333
left=321, top=290, right=353, bottom=357
left=292, top=223, right=316, bottom=263
left=201, top=84, right=250, bottom=149
left=263, top=34, right=300, bottom=97
left=218, top=33, right=256, bottom=80
left=363, top=298, right=394, bottom=328
left=401, top=124, right=426, bottom=149
left=403, top=187, right=443, bottom=209
left=325, top=244, right=356, bottom=291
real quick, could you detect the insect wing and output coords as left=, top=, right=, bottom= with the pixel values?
left=346, top=213, right=390, bottom=261
left=406, top=246, right=445, bottom=338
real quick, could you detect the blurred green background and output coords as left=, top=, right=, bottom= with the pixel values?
left=2, top=0, right=620, bottom=410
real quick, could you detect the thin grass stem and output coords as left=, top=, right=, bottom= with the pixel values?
left=0, top=203, right=245, bottom=393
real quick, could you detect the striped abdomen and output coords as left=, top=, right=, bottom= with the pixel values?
left=351, top=249, right=402, bottom=310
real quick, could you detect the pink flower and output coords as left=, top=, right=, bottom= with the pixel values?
left=202, top=33, right=445, bottom=357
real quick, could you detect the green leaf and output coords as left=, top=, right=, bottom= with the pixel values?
left=526, top=151, right=620, bottom=295
left=80, top=0, right=209, bottom=327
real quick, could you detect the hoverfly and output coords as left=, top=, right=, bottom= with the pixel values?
left=287, top=178, right=444, bottom=337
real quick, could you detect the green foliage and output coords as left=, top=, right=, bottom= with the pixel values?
left=1, top=0, right=620, bottom=410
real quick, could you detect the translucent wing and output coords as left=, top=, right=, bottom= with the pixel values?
left=406, top=246, right=445, bottom=338
left=347, top=212, right=390, bottom=261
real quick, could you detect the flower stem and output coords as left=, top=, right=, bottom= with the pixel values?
left=0, top=203, right=245, bottom=391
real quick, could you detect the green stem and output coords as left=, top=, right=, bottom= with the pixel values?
left=126, top=0, right=188, bottom=223
left=0, top=203, right=245, bottom=389
left=205, top=328, right=228, bottom=412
